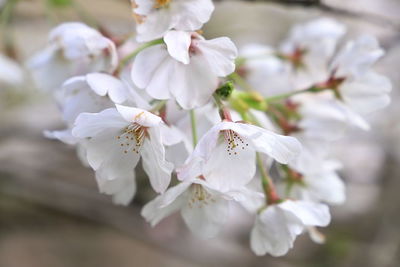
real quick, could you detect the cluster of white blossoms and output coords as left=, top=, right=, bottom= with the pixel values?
left=28, top=0, right=391, bottom=257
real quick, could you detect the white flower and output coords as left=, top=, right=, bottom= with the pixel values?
left=285, top=160, right=346, bottom=205
left=131, top=30, right=237, bottom=109
left=61, top=73, right=130, bottom=124
left=293, top=94, right=370, bottom=139
left=239, top=44, right=293, bottom=97
left=280, top=18, right=346, bottom=88
left=330, top=35, right=392, bottom=114
left=0, top=54, right=24, bottom=88
left=250, top=200, right=331, bottom=256
left=27, top=22, right=117, bottom=93
left=282, top=18, right=346, bottom=62
left=44, top=73, right=132, bottom=145
left=72, top=105, right=173, bottom=193
left=178, top=121, right=302, bottom=191
left=332, top=35, right=383, bottom=78
left=336, top=71, right=392, bottom=114
left=132, top=0, right=214, bottom=42
left=142, top=176, right=262, bottom=239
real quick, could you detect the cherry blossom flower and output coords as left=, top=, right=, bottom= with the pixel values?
left=283, top=160, right=346, bottom=205
left=44, top=73, right=132, bottom=145
left=250, top=200, right=331, bottom=256
left=294, top=95, right=371, bottom=139
left=131, top=30, right=237, bottom=109
left=142, top=175, right=262, bottom=239
left=72, top=105, right=173, bottom=194
left=178, top=121, right=302, bottom=191
left=131, top=0, right=214, bottom=42
left=239, top=44, right=293, bottom=97
left=329, top=35, right=392, bottom=114
left=285, top=95, right=369, bottom=173
left=280, top=18, right=346, bottom=88
left=27, top=22, right=117, bottom=93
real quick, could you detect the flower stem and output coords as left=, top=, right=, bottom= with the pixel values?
left=213, top=94, right=232, bottom=121
left=190, top=109, right=198, bottom=147
left=265, top=88, right=315, bottom=103
left=114, top=38, right=164, bottom=75
left=256, top=153, right=280, bottom=205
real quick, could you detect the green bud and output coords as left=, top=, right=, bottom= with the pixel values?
left=229, top=92, right=249, bottom=115
left=215, top=81, right=234, bottom=100
left=234, top=90, right=268, bottom=111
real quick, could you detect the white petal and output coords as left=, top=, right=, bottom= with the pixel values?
left=96, top=171, right=137, bottom=206
left=115, top=104, right=161, bottom=126
left=340, top=71, right=392, bottom=114
left=43, top=128, right=77, bottom=145
left=172, top=0, right=214, bottom=31
left=333, top=35, right=384, bottom=77
left=72, top=109, right=141, bottom=173
left=177, top=123, right=224, bottom=181
left=164, top=30, right=191, bottom=64
left=169, top=55, right=218, bottom=109
left=197, top=37, right=238, bottom=76
left=144, top=56, right=174, bottom=100
left=72, top=108, right=127, bottom=138
left=141, top=127, right=174, bottom=193
left=203, top=136, right=256, bottom=191
left=141, top=182, right=190, bottom=226
left=159, top=180, right=193, bottom=208
left=131, top=44, right=169, bottom=89
left=61, top=76, right=114, bottom=124
left=224, top=186, right=264, bottom=208
left=305, top=170, right=346, bottom=205
left=181, top=188, right=229, bottom=239
left=159, top=123, right=185, bottom=146
left=288, top=136, right=330, bottom=174
left=279, top=200, right=331, bottom=227
left=135, top=8, right=174, bottom=42
left=223, top=122, right=302, bottom=164
left=86, top=72, right=128, bottom=104
left=27, top=46, right=71, bottom=92
left=89, top=131, right=141, bottom=178
left=250, top=206, right=302, bottom=256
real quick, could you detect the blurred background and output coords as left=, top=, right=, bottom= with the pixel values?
left=1, top=0, right=400, bottom=266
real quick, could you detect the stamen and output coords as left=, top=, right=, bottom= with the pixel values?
left=222, top=129, right=249, bottom=156
left=188, top=184, right=216, bottom=209
left=116, top=123, right=147, bottom=155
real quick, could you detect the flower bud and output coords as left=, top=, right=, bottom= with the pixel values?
left=215, top=81, right=234, bottom=100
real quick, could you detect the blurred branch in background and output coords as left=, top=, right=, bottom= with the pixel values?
left=215, top=0, right=400, bottom=31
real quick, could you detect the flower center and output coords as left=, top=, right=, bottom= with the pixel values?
left=116, top=123, right=147, bottom=154
left=154, top=0, right=171, bottom=9
left=222, top=129, right=249, bottom=156
left=188, top=184, right=215, bottom=208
